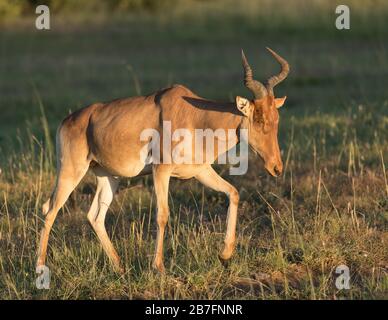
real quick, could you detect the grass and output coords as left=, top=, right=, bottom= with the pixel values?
left=0, top=0, right=387, bottom=299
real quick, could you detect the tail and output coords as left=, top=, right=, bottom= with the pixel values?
left=42, top=123, right=61, bottom=216
left=42, top=198, right=51, bottom=215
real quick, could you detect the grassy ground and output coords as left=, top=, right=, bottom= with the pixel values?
left=0, top=0, right=387, bottom=299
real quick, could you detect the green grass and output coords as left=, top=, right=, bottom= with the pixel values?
left=0, top=0, right=387, bottom=299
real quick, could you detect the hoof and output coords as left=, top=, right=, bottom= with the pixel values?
left=112, top=258, right=125, bottom=274
left=36, top=260, right=46, bottom=269
left=113, top=264, right=125, bottom=275
left=218, top=254, right=231, bottom=268
left=153, top=261, right=166, bottom=274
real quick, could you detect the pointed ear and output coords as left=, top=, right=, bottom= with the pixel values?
left=274, top=96, right=287, bottom=109
left=236, top=96, right=252, bottom=116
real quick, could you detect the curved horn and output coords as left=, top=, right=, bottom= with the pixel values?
left=241, top=49, right=267, bottom=99
left=265, top=47, right=290, bottom=96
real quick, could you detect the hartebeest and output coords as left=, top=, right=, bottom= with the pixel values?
left=36, top=48, right=289, bottom=273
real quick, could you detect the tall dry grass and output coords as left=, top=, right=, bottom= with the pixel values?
left=0, top=0, right=387, bottom=299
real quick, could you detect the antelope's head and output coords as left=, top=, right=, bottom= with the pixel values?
left=236, top=47, right=289, bottom=177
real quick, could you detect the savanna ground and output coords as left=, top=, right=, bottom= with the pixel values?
left=0, top=0, right=387, bottom=299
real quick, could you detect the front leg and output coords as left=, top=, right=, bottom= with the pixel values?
left=195, top=165, right=240, bottom=262
left=152, top=165, right=172, bottom=272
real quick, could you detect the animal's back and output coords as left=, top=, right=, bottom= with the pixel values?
left=56, top=84, right=210, bottom=177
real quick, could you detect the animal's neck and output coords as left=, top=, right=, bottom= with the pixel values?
left=194, top=100, right=247, bottom=154
left=182, top=96, right=244, bottom=132
left=201, top=101, right=245, bottom=144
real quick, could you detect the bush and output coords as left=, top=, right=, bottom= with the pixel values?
left=0, top=0, right=24, bottom=20
left=0, top=0, right=180, bottom=19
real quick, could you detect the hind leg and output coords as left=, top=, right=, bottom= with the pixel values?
left=36, top=164, right=89, bottom=268
left=87, top=167, right=122, bottom=273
